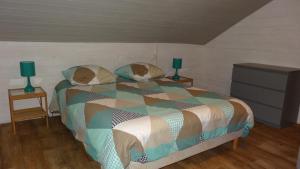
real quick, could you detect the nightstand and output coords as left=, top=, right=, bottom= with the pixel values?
left=8, top=87, right=49, bottom=134
left=166, top=76, right=194, bottom=86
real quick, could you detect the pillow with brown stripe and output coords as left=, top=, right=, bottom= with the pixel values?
left=63, top=65, right=116, bottom=85
left=114, top=62, right=165, bottom=81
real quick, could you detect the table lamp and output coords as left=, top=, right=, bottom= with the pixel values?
left=172, top=58, right=182, bottom=80
left=20, top=61, right=36, bottom=92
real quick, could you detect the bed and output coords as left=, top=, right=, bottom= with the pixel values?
left=50, top=77, right=254, bottom=169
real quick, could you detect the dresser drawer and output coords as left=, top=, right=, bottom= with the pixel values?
left=245, top=100, right=282, bottom=127
left=232, top=67, right=288, bottom=91
left=231, top=82, right=285, bottom=109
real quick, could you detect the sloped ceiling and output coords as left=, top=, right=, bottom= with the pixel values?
left=0, top=0, right=271, bottom=44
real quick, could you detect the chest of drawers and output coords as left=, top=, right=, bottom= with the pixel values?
left=231, top=63, right=300, bottom=127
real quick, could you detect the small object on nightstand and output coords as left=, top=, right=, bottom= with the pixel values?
left=20, top=61, right=36, bottom=93
left=172, top=58, right=182, bottom=80
left=8, top=87, right=49, bottom=134
left=167, top=76, right=193, bottom=86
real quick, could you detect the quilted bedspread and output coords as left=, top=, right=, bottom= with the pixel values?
left=50, top=77, right=254, bottom=169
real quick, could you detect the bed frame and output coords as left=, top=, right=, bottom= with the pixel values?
left=126, top=130, right=242, bottom=169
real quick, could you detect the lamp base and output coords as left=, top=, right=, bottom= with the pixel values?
left=172, top=74, right=180, bottom=80
left=172, top=68, right=180, bottom=80
left=24, top=76, right=35, bottom=93
left=24, top=85, right=35, bottom=93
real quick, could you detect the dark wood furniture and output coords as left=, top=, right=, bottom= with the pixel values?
left=166, top=76, right=194, bottom=86
left=8, top=87, right=49, bottom=134
left=231, top=63, right=300, bottom=128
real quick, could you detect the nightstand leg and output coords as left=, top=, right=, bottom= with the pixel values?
left=45, top=95, right=49, bottom=128
left=8, top=96, right=16, bottom=135
left=39, top=97, right=42, bottom=107
left=12, top=121, right=16, bottom=135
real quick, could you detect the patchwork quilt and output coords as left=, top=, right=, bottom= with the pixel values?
left=50, top=77, right=254, bottom=169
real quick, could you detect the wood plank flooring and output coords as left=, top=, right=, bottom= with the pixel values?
left=0, top=117, right=299, bottom=169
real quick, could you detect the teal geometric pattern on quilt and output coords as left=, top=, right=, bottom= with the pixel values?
left=52, top=77, right=254, bottom=169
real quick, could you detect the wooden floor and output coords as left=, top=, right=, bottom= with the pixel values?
left=0, top=117, right=299, bottom=169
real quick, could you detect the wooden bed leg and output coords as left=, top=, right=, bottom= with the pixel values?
left=233, top=138, right=239, bottom=150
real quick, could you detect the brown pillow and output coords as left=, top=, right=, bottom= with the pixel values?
left=114, top=63, right=165, bottom=81
left=63, top=65, right=115, bottom=85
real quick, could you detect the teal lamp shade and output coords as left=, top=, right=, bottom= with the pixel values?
left=20, top=61, right=35, bottom=77
left=172, top=58, right=182, bottom=69
left=20, top=61, right=35, bottom=92
left=172, top=58, right=182, bottom=80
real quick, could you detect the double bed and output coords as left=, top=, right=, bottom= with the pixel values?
left=50, top=77, right=254, bottom=169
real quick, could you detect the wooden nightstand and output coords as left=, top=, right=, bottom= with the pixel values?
left=166, top=76, right=194, bottom=86
left=8, top=87, right=49, bottom=134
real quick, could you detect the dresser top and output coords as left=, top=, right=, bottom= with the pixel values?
left=234, top=63, right=300, bottom=73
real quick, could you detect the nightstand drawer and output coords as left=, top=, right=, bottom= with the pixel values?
left=232, top=67, right=288, bottom=91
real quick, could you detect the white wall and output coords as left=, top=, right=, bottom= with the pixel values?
left=201, top=0, right=300, bottom=123
left=1, top=0, right=300, bottom=124
left=0, top=42, right=203, bottom=124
